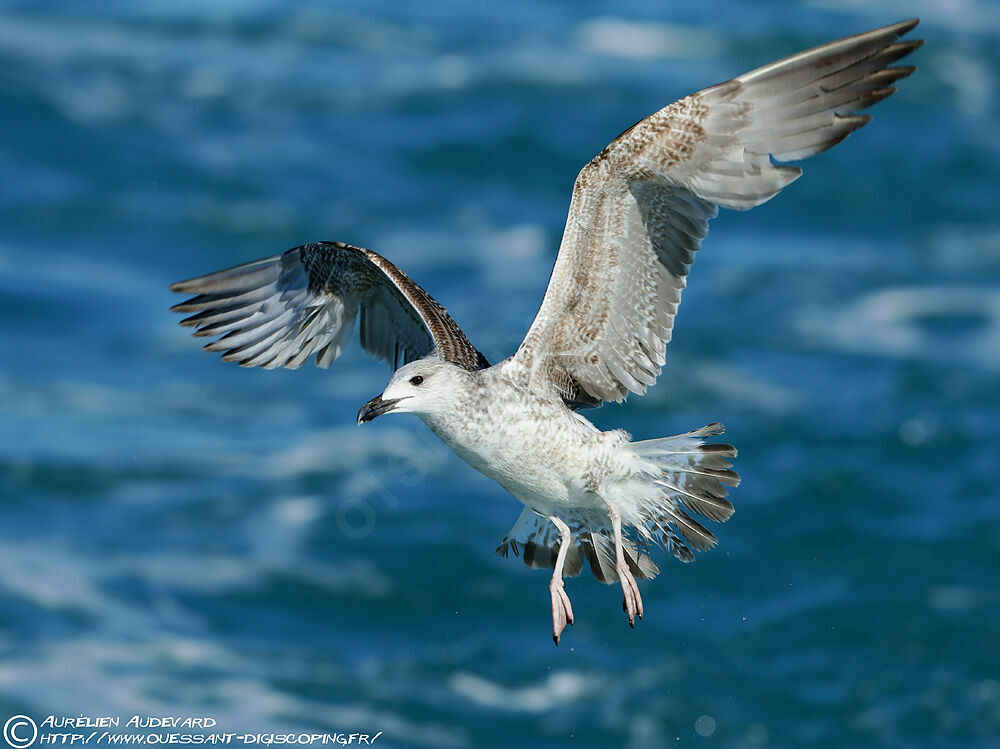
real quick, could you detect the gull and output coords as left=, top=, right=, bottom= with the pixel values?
left=171, top=19, right=921, bottom=644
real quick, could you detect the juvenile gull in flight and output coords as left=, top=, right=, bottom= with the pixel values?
left=172, top=19, right=921, bottom=643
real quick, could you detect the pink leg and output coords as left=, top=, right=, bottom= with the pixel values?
left=603, top=499, right=643, bottom=627
left=548, top=515, right=575, bottom=645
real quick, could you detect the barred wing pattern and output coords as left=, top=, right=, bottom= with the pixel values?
left=170, top=241, right=488, bottom=371
left=514, top=19, right=921, bottom=406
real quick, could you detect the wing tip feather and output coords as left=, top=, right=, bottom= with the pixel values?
left=170, top=300, right=203, bottom=313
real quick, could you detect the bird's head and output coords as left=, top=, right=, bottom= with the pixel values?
left=357, top=357, right=469, bottom=425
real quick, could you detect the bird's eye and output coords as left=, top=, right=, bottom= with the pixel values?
left=409, top=375, right=424, bottom=386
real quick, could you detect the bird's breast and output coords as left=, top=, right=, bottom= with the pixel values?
left=421, top=396, right=612, bottom=510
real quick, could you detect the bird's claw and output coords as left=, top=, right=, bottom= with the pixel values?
left=550, top=578, right=574, bottom=645
left=617, top=563, right=643, bottom=628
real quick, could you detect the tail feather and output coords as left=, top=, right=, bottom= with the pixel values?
left=495, top=423, right=739, bottom=583
left=627, top=422, right=739, bottom=554
left=655, top=522, right=696, bottom=564
left=497, top=510, right=659, bottom=584
left=656, top=475, right=734, bottom=522
left=579, top=531, right=617, bottom=584
left=579, top=529, right=660, bottom=583
left=517, top=535, right=585, bottom=578
left=666, top=508, right=718, bottom=552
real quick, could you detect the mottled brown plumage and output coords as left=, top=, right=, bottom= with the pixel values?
left=514, top=19, right=921, bottom=408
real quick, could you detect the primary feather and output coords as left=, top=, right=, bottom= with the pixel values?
left=512, top=19, right=921, bottom=407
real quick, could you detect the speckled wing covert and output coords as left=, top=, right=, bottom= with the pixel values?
left=170, top=241, right=488, bottom=371
left=513, top=19, right=921, bottom=407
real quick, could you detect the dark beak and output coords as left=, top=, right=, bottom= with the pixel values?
left=357, top=395, right=402, bottom=425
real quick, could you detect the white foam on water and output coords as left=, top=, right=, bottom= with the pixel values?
left=274, top=495, right=323, bottom=528
left=263, top=426, right=444, bottom=478
left=477, top=224, right=550, bottom=288
left=448, top=670, right=599, bottom=713
left=125, top=550, right=396, bottom=599
left=927, top=585, right=976, bottom=611
left=0, top=542, right=130, bottom=618
left=940, top=50, right=996, bottom=118
left=796, top=285, right=1000, bottom=370
left=680, top=361, right=803, bottom=414
left=0, top=635, right=371, bottom=736
left=432, top=54, right=475, bottom=89
left=899, top=412, right=941, bottom=447
left=931, top=225, right=1000, bottom=269
left=0, top=540, right=455, bottom=744
left=121, top=553, right=265, bottom=594
left=575, top=18, right=725, bottom=60
left=806, top=0, right=1000, bottom=34
left=277, top=7, right=434, bottom=55
left=0, top=244, right=161, bottom=300
left=306, top=703, right=465, bottom=748
left=1, top=5, right=698, bottom=135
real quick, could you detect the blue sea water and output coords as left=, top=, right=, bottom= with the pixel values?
left=1, top=0, right=999, bottom=746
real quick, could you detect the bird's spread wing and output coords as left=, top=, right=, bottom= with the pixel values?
left=170, top=241, right=488, bottom=371
left=512, top=19, right=921, bottom=406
